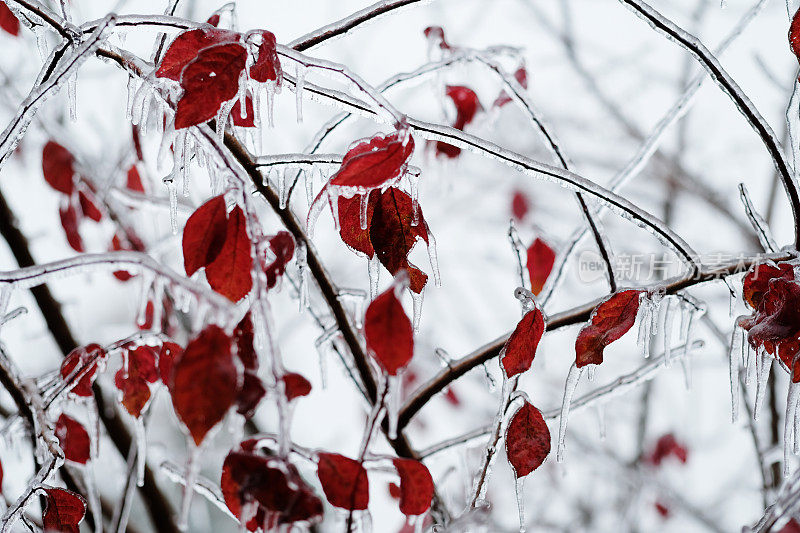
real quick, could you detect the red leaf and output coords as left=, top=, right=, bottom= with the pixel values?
left=655, top=502, right=670, bottom=519
left=170, top=325, right=238, bottom=445
left=265, top=231, right=294, bottom=289
left=575, top=290, right=642, bottom=368
left=43, top=141, right=76, bottom=195
left=494, top=66, right=528, bottom=108
left=365, top=287, right=413, bottom=375
left=500, top=307, right=545, bottom=378
left=206, top=14, right=221, bottom=27
left=329, top=132, right=415, bottom=189
left=446, top=85, right=481, bottom=130
left=742, top=262, right=795, bottom=309
left=221, top=448, right=323, bottom=529
left=114, top=346, right=158, bottom=417
left=316, top=453, right=369, bottom=511
left=206, top=206, right=253, bottom=301
left=182, top=195, right=228, bottom=277
left=156, top=28, right=240, bottom=81
left=282, top=372, right=312, bottom=402
left=647, top=434, right=688, bottom=466
left=744, top=278, right=800, bottom=358
left=59, top=203, right=84, bottom=252
left=55, top=414, right=91, bottom=464
left=60, top=344, right=106, bottom=397
left=527, top=238, right=556, bottom=296
left=392, top=459, right=433, bottom=516
left=511, top=190, right=529, bottom=222
left=158, top=341, right=182, bottom=387
left=0, top=2, right=20, bottom=36
left=781, top=519, right=800, bottom=533
left=175, top=43, right=247, bottom=129
left=250, top=31, right=281, bottom=83
left=505, top=400, right=551, bottom=478
left=42, top=488, right=86, bottom=533
left=423, top=26, right=450, bottom=51
left=231, top=94, right=255, bottom=127
left=337, top=194, right=375, bottom=257
left=126, top=165, right=145, bottom=193
left=236, top=371, right=266, bottom=419
left=78, top=191, right=103, bottom=222
left=111, top=231, right=145, bottom=281
left=233, top=312, right=257, bottom=370
left=791, top=8, right=800, bottom=63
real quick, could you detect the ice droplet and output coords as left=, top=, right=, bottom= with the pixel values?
left=557, top=364, right=584, bottom=463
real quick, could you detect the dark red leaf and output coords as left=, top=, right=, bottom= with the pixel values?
left=446, top=85, right=481, bottom=130
left=111, top=231, right=145, bottom=281
left=780, top=519, right=800, bottom=533
left=329, top=132, right=415, bottom=189
left=175, top=43, right=247, bottom=129
left=158, top=341, right=182, bottom=387
left=527, top=238, right=556, bottom=296
left=231, top=94, right=255, bottom=127
left=182, top=195, right=228, bottom=277
left=156, top=28, right=240, bottom=81
left=43, top=141, right=76, bottom=195
left=114, top=346, right=158, bottom=417
left=170, top=325, right=238, bottom=445
left=0, top=2, right=20, bottom=36
left=575, top=290, right=642, bottom=368
left=742, top=262, right=795, bottom=309
left=206, top=14, right=221, bottom=27
left=233, top=312, right=257, bottom=370
left=316, top=453, right=369, bottom=511
left=60, top=344, right=106, bottom=397
left=500, top=307, right=545, bottom=378
left=222, top=448, right=323, bottom=529
left=282, top=372, right=312, bottom=402
left=744, top=278, right=800, bottom=361
left=42, top=488, right=86, bottom=533
left=250, top=31, right=281, bottom=83
left=206, top=206, right=253, bottom=301
left=59, top=203, right=84, bottom=252
left=236, top=371, right=266, bottom=419
left=265, top=231, right=294, bottom=289
left=505, top=400, right=551, bottom=478
left=55, top=414, right=91, bottom=465
left=126, top=165, right=145, bottom=193
left=511, top=190, right=529, bottom=222
left=423, top=26, right=450, bottom=51
left=388, top=482, right=401, bottom=500
left=78, top=190, right=103, bottom=222
left=365, top=287, right=413, bottom=375
left=392, top=459, right=433, bottom=516
left=647, top=434, right=688, bottom=466
left=434, top=140, right=461, bottom=159
left=337, top=194, right=375, bottom=257
left=791, top=9, right=800, bottom=63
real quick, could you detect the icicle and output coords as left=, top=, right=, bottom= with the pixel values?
left=410, top=289, right=423, bottom=332
left=86, top=397, right=101, bottom=461
left=785, top=381, right=800, bottom=477
left=317, top=338, right=329, bottom=390
left=359, top=193, right=370, bottom=230
left=139, top=91, right=153, bottom=136
left=385, top=374, right=401, bottom=440
left=130, top=83, right=150, bottom=127
left=265, top=81, right=276, bottom=128
left=662, top=298, right=675, bottom=366
left=754, top=353, right=772, bottom=421
left=427, top=230, right=442, bottom=288
left=178, top=443, right=202, bottom=531
left=329, top=187, right=341, bottom=231
left=126, top=77, right=138, bottom=121
left=136, top=272, right=154, bottom=328
left=680, top=354, right=692, bottom=390
left=514, top=478, right=526, bottom=533
left=66, top=73, right=78, bottom=122
left=135, top=418, right=147, bottom=487
left=586, top=365, right=595, bottom=382
left=36, top=29, right=49, bottom=60
left=596, top=403, right=606, bottom=440
left=277, top=169, right=288, bottom=209
left=409, top=173, right=421, bottom=227
left=304, top=168, right=315, bottom=205
left=216, top=99, right=236, bottom=142
left=557, top=364, right=584, bottom=463
left=368, top=256, right=380, bottom=300
left=296, top=242, right=309, bottom=312
left=745, top=344, right=756, bottom=386
left=166, top=180, right=178, bottom=234
left=157, top=124, right=176, bottom=172
left=637, top=294, right=653, bottom=359
left=84, top=465, right=103, bottom=533
left=295, top=66, right=305, bottom=123
left=724, top=277, right=737, bottom=317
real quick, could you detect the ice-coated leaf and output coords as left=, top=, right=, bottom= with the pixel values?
left=231, top=95, right=255, bottom=128
left=235, top=372, right=266, bottom=419
left=743, top=278, right=800, bottom=357
left=445, top=85, right=481, bottom=130
left=60, top=344, right=106, bottom=397
left=55, top=414, right=91, bottom=465
left=511, top=190, right=529, bottom=222
left=364, top=287, right=413, bottom=375
left=170, top=325, right=237, bottom=445
left=221, top=447, right=323, bottom=529
left=647, top=434, right=688, bottom=466
left=265, top=231, right=294, bottom=289
left=182, top=195, right=228, bottom=277
left=505, top=400, right=551, bottom=478
left=0, top=2, right=20, bottom=36
left=156, top=27, right=240, bottom=81
left=205, top=206, right=253, bottom=302
left=316, top=453, right=369, bottom=511
left=282, top=372, right=312, bottom=402
left=59, top=203, right=84, bottom=253
left=330, top=132, right=414, bottom=189
left=527, top=238, right=555, bottom=296
left=392, top=458, right=433, bottom=516
left=126, top=165, right=145, bottom=193
left=337, top=194, right=375, bottom=257
left=78, top=190, right=103, bottom=222
left=791, top=8, right=800, bottom=63
left=250, top=31, right=282, bottom=83
left=742, top=262, right=795, bottom=309
left=233, top=312, right=257, bottom=371
left=575, top=290, right=642, bottom=367
left=42, top=488, right=86, bottom=533
left=174, top=43, right=248, bottom=129
left=500, top=307, right=545, bottom=379
left=114, top=345, right=158, bottom=417
left=43, top=141, right=76, bottom=195
left=158, top=341, right=182, bottom=387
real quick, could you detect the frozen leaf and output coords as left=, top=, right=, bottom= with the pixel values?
left=78, top=190, right=103, bottom=222
left=330, top=132, right=415, bottom=189
left=233, top=313, right=257, bottom=370
left=126, top=165, right=145, bottom=193
left=527, top=238, right=555, bottom=296
left=446, top=85, right=481, bottom=130
left=43, top=141, right=76, bottom=195
left=337, top=194, right=375, bottom=257
left=264, top=231, right=295, bottom=290
left=158, top=341, right=182, bottom=387
left=206, top=14, right=221, bottom=27
left=743, top=278, right=800, bottom=357
left=423, top=26, right=451, bottom=51
left=365, top=287, right=413, bottom=375
left=575, top=290, right=642, bottom=367
left=0, top=2, right=19, bottom=36
left=791, top=8, right=800, bottom=63
left=647, top=434, right=688, bottom=466
left=250, top=31, right=281, bottom=83
left=500, top=307, right=545, bottom=379
left=55, top=414, right=91, bottom=465
left=205, top=206, right=253, bottom=302
left=283, top=372, right=312, bottom=402
left=221, top=448, right=323, bottom=529
left=392, top=458, right=433, bottom=516
left=231, top=95, right=255, bottom=128
left=742, top=262, right=795, bottom=309
left=174, top=43, right=248, bottom=129
left=316, top=453, right=369, bottom=511
left=42, top=488, right=86, bottom=533
left=505, top=400, right=551, bottom=478
left=182, top=195, right=228, bottom=277
left=511, top=190, right=529, bottom=222
left=114, top=345, right=158, bottom=417
left=156, top=28, right=240, bottom=81
left=60, top=344, right=106, bottom=397
left=59, top=203, right=84, bottom=252
left=235, top=372, right=266, bottom=419
left=111, top=231, right=145, bottom=282
left=170, top=325, right=237, bottom=445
